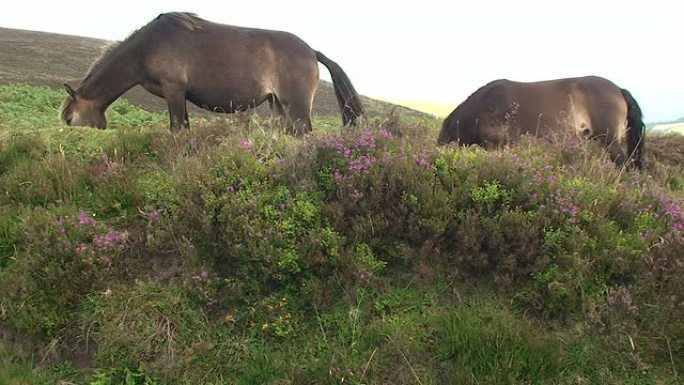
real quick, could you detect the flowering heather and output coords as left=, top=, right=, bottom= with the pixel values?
left=378, top=129, right=393, bottom=139
left=332, top=171, right=349, bottom=182
left=77, top=213, right=96, bottom=226
left=658, top=197, right=684, bottom=232
left=147, top=209, right=160, bottom=220
left=239, top=140, right=254, bottom=151
left=318, top=128, right=392, bottom=158
left=414, top=152, right=433, bottom=170
left=547, top=188, right=582, bottom=223
left=318, top=135, right=351, bottom=156
left=347, top=155, right=376, bottom=174
left=352, top=131, right=377, bottom=150
left=93, top=231, right=128, bottom=251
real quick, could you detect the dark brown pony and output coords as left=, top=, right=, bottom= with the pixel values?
left=437, top=76, right=645, bottom=169
left=60, top=12, right=364, bottom=134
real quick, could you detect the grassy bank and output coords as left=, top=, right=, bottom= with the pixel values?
left=0, top=84, right=682, bottom=385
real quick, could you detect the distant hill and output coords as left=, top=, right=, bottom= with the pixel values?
left=651, top=122, right=684, bottom=136
left=382, top=98, right=456, bottom=118
left=0, top=27, right=427, bottom=120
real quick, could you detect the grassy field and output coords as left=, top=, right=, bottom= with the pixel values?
left=0, top=84, right=683, bottom=385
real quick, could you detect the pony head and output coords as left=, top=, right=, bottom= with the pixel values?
left=59, top=84, right=107, bottom=129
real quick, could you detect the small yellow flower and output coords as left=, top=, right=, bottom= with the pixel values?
left=261, top=323, right=269, bottom=330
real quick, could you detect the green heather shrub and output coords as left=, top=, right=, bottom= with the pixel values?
left=306, top=128, right=452, bottom=269
left=0, top=207, right=130, bottom=334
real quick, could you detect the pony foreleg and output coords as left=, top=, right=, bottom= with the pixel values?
left=163, top=87, right=189, bottom=130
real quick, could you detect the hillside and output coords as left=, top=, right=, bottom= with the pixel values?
left=0, top=84, right=683, bottom=384
left=0, top=27, right=427, bottom=120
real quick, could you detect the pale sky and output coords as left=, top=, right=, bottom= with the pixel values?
left=2, top=1, right=682, bottom=121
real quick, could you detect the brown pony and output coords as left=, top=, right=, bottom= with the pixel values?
left=60, top=12, right=364, bottom=134
left=437, top=76, right=645, bottom=169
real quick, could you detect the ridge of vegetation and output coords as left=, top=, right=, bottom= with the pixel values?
left=0, top=84, right=683, bottom=385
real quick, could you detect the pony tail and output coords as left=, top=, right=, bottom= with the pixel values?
left=315, top=51, right=364, bottom=126
left=621, top=88, right=645, bottom=169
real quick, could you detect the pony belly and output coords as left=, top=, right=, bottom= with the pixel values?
left=187, top=94, right=268, bottom=113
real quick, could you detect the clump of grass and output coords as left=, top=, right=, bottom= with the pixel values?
left=86, top=281, right=225, bottom=383
left=433, top=299, right=561, bottom=385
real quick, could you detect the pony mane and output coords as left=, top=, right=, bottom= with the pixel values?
left=460, top=79, right=507, bottom=107
left=162, top=12, right=205, bottom=30
left=82, top=12, right=205, bottom=84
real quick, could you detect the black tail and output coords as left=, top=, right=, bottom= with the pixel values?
left=315, top=51, right=364, bottom=126
left=621, top=88, right=645, bottom=169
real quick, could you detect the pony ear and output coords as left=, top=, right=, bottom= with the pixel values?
left=63, top=83, right=76, bottom=99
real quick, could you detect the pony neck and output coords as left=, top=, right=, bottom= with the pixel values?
left=78, top=48, right=139, bottom=109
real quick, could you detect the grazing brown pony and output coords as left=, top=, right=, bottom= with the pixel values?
left=437, top=76, right=645, bottom=169
left=60, top=12, right=364, bottom=134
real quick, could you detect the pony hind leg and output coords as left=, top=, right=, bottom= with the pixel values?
left=276, top=96, right=313, bottom=136
left=599, top=134, right=628, bottom=168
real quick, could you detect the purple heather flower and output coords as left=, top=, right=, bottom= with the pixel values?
left=414, top=153, right=432, bottom=170
left=663, top=204, right=683, bottom=218
left=93, top=231, right=127, bottom=250
left=569, top=205, right=580, bottom=216
left=239, top=140, right=254, bottom=151
left=379, top=129, right=392, bottom=139
left=333, top=171, right=346, bottom=182
left=348, top=155, right=375, bottom=173
left=77, top=214, right=96, bottom=226
left=353, top=132, right=376, bottom=149
left=148, top=209, right=160, bottom=220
